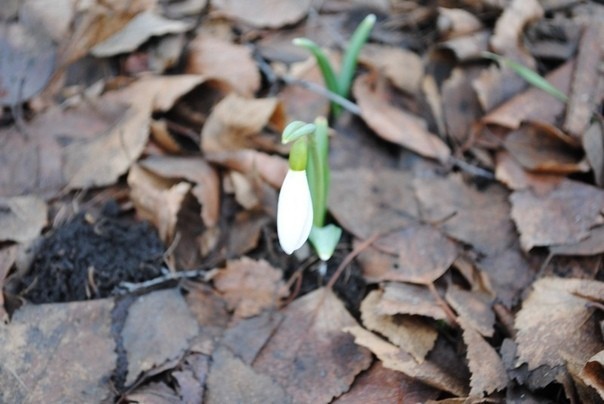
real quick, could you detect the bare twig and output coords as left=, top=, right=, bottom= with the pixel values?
left=326, top=233, right=379, bottom=289
left=280, top=74, right=361, bottom=115
left=449, top=156, right=495, bottom=180
left=115, top=267, right=215, bottom=294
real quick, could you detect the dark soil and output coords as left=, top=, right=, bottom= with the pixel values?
left=19, top=202, right=165, bottom=303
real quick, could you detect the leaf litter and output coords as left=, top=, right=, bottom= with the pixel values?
left=1, top=1, right=604, bottom=402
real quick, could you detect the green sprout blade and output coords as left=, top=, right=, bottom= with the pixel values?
left=482, top=52, right=568, bottom=103
left=309, top=224, right=342, bottom=261
left=282, top=121, right=316, bottom=144
left=306, top=117, right=329, bottom=227
left=293, top=38, right=342, bottom=115
left=337, top=14, right=376, bottom=100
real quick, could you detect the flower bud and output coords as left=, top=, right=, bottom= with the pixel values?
left=277, top=169, right=313, bottom=254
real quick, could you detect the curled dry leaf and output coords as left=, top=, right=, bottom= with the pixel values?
left=458, top=317, right=508, bottom=397
left=490, top=0, right=543, bottom=57
left=445, top=285, right=495, bottom=337
left=359, top=44, right=424, bottom=94
left=361, top=290, right=438, bottom=363
left=253, top=288, right=372, bottom=403
left=437, top=7, right=483, bottom=39
left=550, top=225, right=604, bottom=258
left=482, top=59, right=574, bottom=129
left=436, top=31, right=490, bottom=61
left=0, top=195, right=47, bottom=243
left=353, top=73, right=451, bottom=162
left=139, top=156, right=220, bottom=227
left=504, top=121, right=587, bottom=174
left=123, top=288, right=199, bottom=386
left=329, top=169, right=419, bottom=239
left=378, top=282, right=448, bottom=320
left=186, top=34, right=260, bottom=97
left=515, top=277, right=604, bottom=372
left=581, top=350, right=604, bottom=397
left=206, top=149, right=288, bottom=189
left=212, top=0, right=312, bottom=28
left=495, top=151, right=564, bottom=193
left=91, top=10, right=191, bottom=57
left=510, top=179, right=604, bottom=250
left=414, top=174, right=515, bottom=255
left=201, top=93, right=285, bottom=154
left=0, top=299, right=116, bottom=403
left=345, top=326, right=468, bottom=396
left=128, top=164, right=191, bottom=244
left=213, top=257, right=288, bottom=319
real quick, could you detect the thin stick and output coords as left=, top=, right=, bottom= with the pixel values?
left=281, top=75, right=362, bottom=115
left=116, top=268, right=214, bottom=294
left=449, top=156, right=495, bottom=179
left=326, top=233, right=379, bottom=289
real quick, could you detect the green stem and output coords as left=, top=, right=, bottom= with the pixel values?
left=306, top=117, right=329, bottom=227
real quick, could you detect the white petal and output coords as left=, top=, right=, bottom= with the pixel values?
left=277, top=170, right=313, bottom=254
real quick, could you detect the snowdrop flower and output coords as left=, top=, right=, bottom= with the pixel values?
left=277, top=169, right=313, bottom=254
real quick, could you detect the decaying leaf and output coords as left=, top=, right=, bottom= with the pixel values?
left=212, top=0, right=312, bottom=28
left=0, top=299, right=116, bottom=403
left=446, top=285, right=495, bottom=337
left=437, top=7, right=483, bottom=39
left=583, top=120, right=604, bottom=187
left=377, top=282, right=448, bottom=320
left=0, top=246, right=17, bottom=323
left=184, top=282, right=230, bottom=353
left=515, top=277, right=604, bottom=372
left=126, top=381, right=181, bottom=403
left=495, top=151, right=564, bottom=192
left=201, top=93, right=285, bottom=154
left=253, top=288, right=372, bottom=403
left=345, top=326, right=468, bottom=396
left=581, top=350, right=604, bottom=397
left=359, top=44, right=424, bottom=94
left=91, top=10, right=191, bottom=57
left=510, top=179, right=604, bottom=250
left=213, top=257, right=288, bottom=318
left=206, top=149, right=288, bottom=189
left=441, top=67, right=483, bottom=146
left=123, top=288, right=199, bottom=386
left=459, top=317, right=508, bottom=397
left=0, top=195, right=47, bottom=243
left=187, top=34, right=260, bottom=97
left=353, top=73, right=451, bottom=162
left=550, top=225, right=604, bottom=257
left=361, top=290, right=438, bottom=362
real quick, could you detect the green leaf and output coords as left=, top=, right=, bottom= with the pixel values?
left=282, top=121, right=316, bottom=144
left=338, top=14, right=376, bottom=100
left=481, top=52, right=568, bottom=103
left=309, top=224, right=342, bottom=261
left=306, top=117, right=329, bottom=227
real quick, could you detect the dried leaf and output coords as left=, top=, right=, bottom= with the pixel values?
left=495, top=150, right=564, bottom=192
left=207, top=347, right=289, bottom=404
left=550, top=226, right=604, bottom=257
left=333, top=362, right=440, bottom=403
left=378, top=282, right=448, bottom=320
left=414, top=174, right=515, bottom=255
left=359, top=44, right=424, bottom=94
left=442, top=67, right=483, bottom=145
left=459, top=317, right=508, bottom=397
left=515, top=278, right=604, bottom=373
left=126, top=381, right=181, bottom=404
left=504, top=122, right=587, bottom=174
left=226, top=211, right=271, bottom=258
left=187, top=35, right=260, bottom=97
left=0, top=246, right=17, bottom=323
left=345, top=326, right=468, bottom=396
left=123, top=288, right=199, bottom=386
left=213, top=257, right=288, bottom=318
left=490, top=0, right=543, bottom=57
left=201, top=93, right=285, bottom=154
left=184, top=283, right=229, bottom=353
left=361, top=290, right=438, bottom=362
left=212, top=0, right=312, bottom=28
left=0, top=195, right=47, bottom=243
left=581, top=350, right=604, bottom=397
left=0, top=299, right=116, bottom=403
left=253, top=288, right=372, bottom=403
left=91, top=11, right=191, bottom=57
left=446, top=285, right=495, bottom=337
left=583, top=121, right=604, bottom=187
left=510, top=179, right=604, bottom=250
left=353, top=73, right=451, bottom=162
left=206, top=149, right=288, bottom=189
left=437, top=7, right=483, bottom=39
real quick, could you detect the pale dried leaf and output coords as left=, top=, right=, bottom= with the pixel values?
left=206, top=149, right=288, bottom=189
left=437, top=7, right=483, bottom=39
left=0, top=246, right=17, bottom=323
left=253, top=288, right=372, bottom=403
left=361, top=290, right=438, bottom=362
left=0, top=299, right=115, bottom=403
left=212, top=0, right=312, bottom=28
left=0, top=195, right=47, bottom=243
left=583, top=121, right=604, bottom=187
left=581, top=350, right=604, bottom=397
left=550, top=226, right=604, bottom=257
left=124, top=289, right=199, bottom=386
left=446, top=285, right=495, bottom=337
left=359, top=44, right=424, bottom=94
left=378, top=282, right=448, bottom=320
left=495, top=151, right=564, bottom=192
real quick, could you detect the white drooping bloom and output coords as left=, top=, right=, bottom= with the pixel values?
left=277, top=169, right=313, bottom=254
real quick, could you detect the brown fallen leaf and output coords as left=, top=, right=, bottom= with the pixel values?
left=206, top=149, right=288, bottom=189
left=126, top=381, right=181, bottom=403
left=329, top=169, right=419, bottom=240
left=139, top=156, right=220, bottom=227
left=207, top=347, right=290, bottom=404
left=361, top=290, right=438, bottom=362
left=441, top=66, right=483, bottom=146
left=564, top=22, right=603, bottom=137
left=333, top=362, right=440, bottom=403
left=436, top=31, right=490, bottom=61
left=201, top=93, right=285, bottom=154
left=515, top=277, right=604, bottom=372
left=550, top=225, right=604, bottom=257
left=476, top=246, right=535, bottom=308
left=0, top=245, right=17, bottom=323
left=184, top=282, right=230, bottom=353
left=187, top=34, right=260, bottom=97
left=437, top=7, right=484, bottom=39
left=414, top=173, right=516, bottom=255
left=510, top=179, right=604, bottom=250
left=91, top=10, right=191, bottom=57
left=172, top=353, right=209, bottom=404
left=371, top=224, right=458, bottom=284
left=378, top=282, right=448, bottom=320
left=446, top=285, right=495, bottom=337
left=128, top=164, right=191, bottom=244
left=359, top=44, right=424, bottom=94
left=0, top=195, right=47, bottom=243
left=491, top=0, right=543, bottom=57
left=581, top=350, right=604, bottom=397
left=0, top=299, right=116, bottom=403
left=504, top=121, right=587, bottom=174
left=495, top=150, right=564, bottom=193
left=123, top=288, right=199, bottom=386
left=353, top=73, right=451, bottom=162
left=345, top=326, right=468, bottom=396
left=226, top=211, right=271, bottom=258
left=459, top=317, right=508, bottom=397
left=212, top=0, right=312, bottom=28
left=583, top=120, right=604, bottom=187
left=253, top=288, right=372, bottom=403
left=213, top=257, right=288, bottom=318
